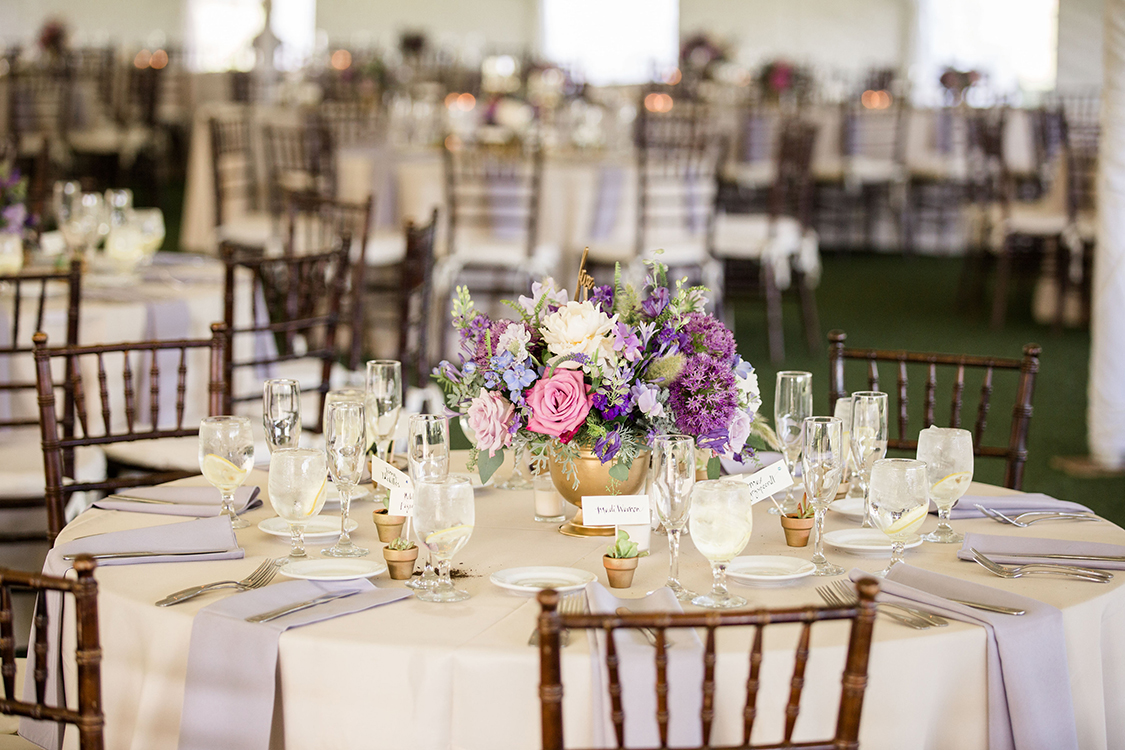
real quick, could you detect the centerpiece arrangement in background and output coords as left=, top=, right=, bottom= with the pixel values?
left=433, top=256, right=765, bottom=536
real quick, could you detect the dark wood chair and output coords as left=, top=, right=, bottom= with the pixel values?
left=827, top=330, right=1041, bottom=490
left=210, top=112, right=272, bottom=249
left=396, top=210, right=438, bottom=389
left=537, top=579, right=878, bottom=750
left=0, top=556, right=103, bottom=750
left=262, top=124, right=336, bottom=218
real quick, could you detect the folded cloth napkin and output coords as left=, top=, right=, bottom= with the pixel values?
left=850, top=565, right=1078, bottom=750
left=957, top=532, right=1125, bottom=570
left=178, top=579, right=411, bottom=750
left=585, top=583, right=703, bottom=748
left=93, top=485, right=262, bottom=516
left=942, top=493, right=1092, bottom=519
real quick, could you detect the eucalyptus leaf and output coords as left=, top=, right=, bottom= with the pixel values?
left=478, top=448, right=505, bottom=485
left=608, top=460, right=630, bottom=482
left=707, top=455, right=721, bottom=480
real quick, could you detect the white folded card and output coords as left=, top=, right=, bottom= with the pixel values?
left=736, top=461, right=794, bottom=505
left=388, top=484, right=414, bottom=516
left=582, top=494, right=650, bottom=526
left=370, top=455, right=410, bottom=490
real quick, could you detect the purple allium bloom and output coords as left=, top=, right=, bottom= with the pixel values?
left=641, top=287, right=670, bottom=318
left=683, top=312, right=736, bottom=361
left=473, top=319, right=514, bottom=369
left=589, top=284, right=615, bottom=315
left=594, top=428, right=622, bottom=463
left=667, top=354, right=738, bottom=436
left=611, top=321, right=642, bottom=362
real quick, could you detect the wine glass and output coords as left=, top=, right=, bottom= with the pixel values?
left=496, top=445, right=532, bottom=490
left=61, top=192, right=106, bottom=258
left=263, top=378, right=302, bottom=454
left=406, top=414, right=450, bottom=591
left=134, top=207, right=166, bottom=256
left=322, top=401, right=369, bottom=558
left=774, top=371, right=813, bottom=515
left=917, top=427, right=974, bottom=544
left=833, top=396, right=857, bottom=494
left=268, top=447, right=329, bottom=560
left=803, top=416, right=845, bottom=576
left=868, top=458, right=929, bottom=577
left=365, top=360, right=403, bottom=503
left=689, top=479, right=752, bottom=608
left=651, top=434, right=696, bottom=601
left=199, top=416, right=255, bottom=529
left=850, top=391, right=889, bottom=528
left=413, top=475, right=475, bottom=603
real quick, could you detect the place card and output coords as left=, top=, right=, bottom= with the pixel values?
left=370, top=454, right=410, bottom=490
left=736, top=460, right=795, bottom=505
left=582, top=494, right=650, bottom=526
left=387, top=484, right=414, bottom=517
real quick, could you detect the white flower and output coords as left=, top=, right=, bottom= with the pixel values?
left=497, top=322, right=531, bottom=361
left=541, top=301, right=618, bottom=364
left=737, top=367, right=761, bottom=415
left=724, top=410, right=752, bottom=458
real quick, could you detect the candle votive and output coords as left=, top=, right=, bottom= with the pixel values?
left=533, top=471, right=566, bottom=522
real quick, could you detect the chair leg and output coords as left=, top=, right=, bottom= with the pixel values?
left=793, top=268, right=821, bottom=355
left=1052, top=236, right=1066, bottom=335
left=763, top=264, right=784, bottom=363
left=990, top=239, right=1012, bottom=329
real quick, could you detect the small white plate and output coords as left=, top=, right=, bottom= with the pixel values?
left=726, top=556, right=816, bottom=586
left=490, top=566, right=595, bottom=594
left=828, top=497, right=866, bottom=521
left=279, top=558, right=387, bottom=581
left=823, top=529, right=923, bottom=556
left=258, top=516, right=358, bottom=540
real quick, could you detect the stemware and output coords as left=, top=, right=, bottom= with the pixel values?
left=406, top=414, right=450, bottom=590
left=803, top=416, right=845, bottom=576
left=868, top=458, right=929, bottom=577
left=850, top=391, right=889, bottom=528
left=61, top=192, right=107, bottom=258
left=651, top=434, right=696, bottom=601
left=365, top=360, right=403, bottom=502
left=689, top=479, right=753, bottom=608
left=268, top=447, right=329, bottom=560
left=413, top=475, right=475, bottom=603
left=773, top=371, right=813, bottom=515
left=833, top=396, right=858, bottom=495
left=263, top=378, right=302, bottom=454
left=496, top=445, right=533, bottom=490
left=322, top=401, right=369, bottom=558
left=199, top=416, right=255, bottom=529
left=918, top=426, right=974, bottom=543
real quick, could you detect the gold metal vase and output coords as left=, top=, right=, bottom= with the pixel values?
left=548, top=448, right=651, bottom=537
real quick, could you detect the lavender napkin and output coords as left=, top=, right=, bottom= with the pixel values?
left=93, top=485, right=262, bottom=516
left=957, top=532, right=1125, bottom=570
left=585, top=583, right=703, bottom=748
left=178, top=579, right=410, bottom=750
left=850, top=565, right=1078, bottom=750
left=944, top=494, right=1092, bottom=519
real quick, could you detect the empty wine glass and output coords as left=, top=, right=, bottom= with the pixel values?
left=268, top=447, right=329, bottom=560
left=689, top=479, right=752, bottom=608
left=263, top=378, right=302, bottom=454
left=850, top=391, right=889, bottom=528
left=365, top=360, right=402, bottom=503
left=413, top=475, right=475, bottom=603
left=868, top=458, right=929, bottom=577
left=774, top=371, right=813, bottom=515
left=918, top=427, right=974, bottom=544
left=652, top=434, right=696, bottom=601
left=833, top=396, right=857, bottom=494
left=199, top=416, right=255, bottom=529
left=323, top=401, right=369, bottom=558
left=496, top=445, right=532, bottom=490
left=406, top=414, right=450, bottom=591
left=803, top=416, right=845, bottom=576
left=61, top=192, right=106, bottom=258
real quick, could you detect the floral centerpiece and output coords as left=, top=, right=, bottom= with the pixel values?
left=0, top=160, right=28, bottom=237
left=432, top=260, right=766, bottom=492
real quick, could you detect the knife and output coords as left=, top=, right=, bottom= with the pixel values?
left=63, top=549, right=233, bottom=561
left=947, top=598, right=1026, bottom=616
left=616, top=607, right=675, bottom=648
left=105, top=494, right=177, bottom=505
left=994, top=552, right=1125, bottom=564
left=246, top=590, right=359, bottom=623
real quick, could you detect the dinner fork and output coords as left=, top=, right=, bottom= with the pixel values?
left=975, top=505, right=1101, bottom=527
left=156, top=558, right=282, bottom=606
left=815, top=584, right=932, bottom=629
left=829, top=580, right=948, bottom=627
left=528, top=590, right=585, bottom=647
left=969, top=548, right=1113, bottom=583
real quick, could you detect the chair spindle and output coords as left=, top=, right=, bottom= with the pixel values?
left=783, top=619, right=813, bottom=744
left=741, top=624, right=764, bottom=745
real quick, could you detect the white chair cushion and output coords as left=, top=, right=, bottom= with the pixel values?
left=0, top=431, right=106, bottom=498
left=364, top=230, right=406, bottom=267
left=711, top=214, right=803, bottom=260
left=1007, top=206, right=1069, bottom=236
left=216, top=212, right=277, bottom=249
left=722, top=162, right=775, bottom=188
left=847, top=157, right=904, bottom=184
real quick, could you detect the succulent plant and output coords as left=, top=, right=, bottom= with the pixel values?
left=605, top=529, right=648, bottom=559
left=387, top=537, right=416, bottom=551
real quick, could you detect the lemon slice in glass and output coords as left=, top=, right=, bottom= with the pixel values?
left=932, top=471, right=972, bottom=498
left=202, top=454, right=248, bottom=488
left=424, top=524, right=474, bottom=554
left=885, top=504, right=929, bottom=536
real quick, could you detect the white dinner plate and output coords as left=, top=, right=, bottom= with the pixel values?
left=828, top=497, right=866, bottom=521
left=258, top=516, right=358, bottom=540
left=489, top=567, right=595, bottom=594
left=726, top=556, right=816, bottom=586
left=823, top=529, right=923, bottom=556
left=279, top=558, right=387, bottom=581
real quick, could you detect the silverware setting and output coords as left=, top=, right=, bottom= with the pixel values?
left=63, top=549, right=233, bottom=561
left=815, top=584, right=934, bottom=629
left=105, top=494, right=177, bottom=505
left=945, top=597, right=1026, bottom=616
left=528, top=590, right=586, bottom=647
left=617, top=606, right=676, bottom=648
left=969, top=548, right=1114, bottom=583
left=828, top=580, right=948, bottom=627
left=156, top=558, right=282, bottom=607
left=246, top=590, right=360, bottom=623
left=975, top=504, right=1102, bottom=528
left=991, top=551, right=1125, bottom=564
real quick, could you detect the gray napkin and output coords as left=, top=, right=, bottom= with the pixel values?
left=944, top=494, right=1092, bottom=519
left=585, top=583, right=703, bottom=748
left=850, top=565, right=1078, bottom=750
left=93, top=485, right=262, bottom=516
left=957, top=532, right=1125, bottom=570
left=178, top=579, right=410, bottom=750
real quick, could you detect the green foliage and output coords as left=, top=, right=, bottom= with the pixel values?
left=606, top=529, right=648, bottom=559
left=387, top=537, right=416, bottom=551
left=477, top=448, right=505, bottom=485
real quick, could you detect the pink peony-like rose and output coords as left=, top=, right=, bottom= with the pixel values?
left=526, top=369, right=592, bottom=438
left=466, top=389, right=515, bottom=457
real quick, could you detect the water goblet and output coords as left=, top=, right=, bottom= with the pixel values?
left=652, top=434, right=696, bottom=601
left=773, top=371, right=813, bottom=515
left=406, top=414, right=450, bottom=590
left=689, top=479, right=753, bottom=608
left=918, top=427, right=974, bottom=544
left=199, top=416, right=255, bottom=529
left=268, top=447, right=329, bottom=560
left=413, top=475, right=475, bottom=603
left=263, top=378, right=302, bottom=454
left=850, top=391, right=889, bottom=528
left=868, top=458, right=929, bottom=577
left=322, top=401, right=369, bottom=558
left=365, top=360, right=402, bottom=503
left=802, top=416, right=845, bottom=576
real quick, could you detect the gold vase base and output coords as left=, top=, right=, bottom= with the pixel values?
left=558, top=510, right=616, bottom=538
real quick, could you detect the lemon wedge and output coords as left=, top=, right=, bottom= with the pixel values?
left=309, top=476, right=328, bottom=516
left=202, top=454, right=247, bottom=487
left=425, top=524, right=473, bottom=548
left=885, top=504, right=929, bottom=536
left=932, top=471, right=972, bottom=498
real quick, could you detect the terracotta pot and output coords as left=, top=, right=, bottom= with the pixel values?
left=383, top=545, right=419, bottom=580
left=372, top=509, right=406, bottom=543
left=603, top=555, right=640, bottom=588
left=780, top=515, right=814, bottom=547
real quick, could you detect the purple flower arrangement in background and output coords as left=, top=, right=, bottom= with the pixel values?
left=0, top=160, right=29, bottom=236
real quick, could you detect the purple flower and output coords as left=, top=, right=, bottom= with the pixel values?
left=594, top=428, right=622, bottom=463
left=630, top=383, right=665, bottom=419
left=682, top=312, right=736, bottom=361
left=589, top=285, right=615, bottom=315
left=667, top=354, right=738, bottom=436
left=611, top=321, right=642, bottom=362
left=1, top=203, right=26, bottom=231
left=591, top=389, right=634, bottom=421
left=656, top=323, right=682, bottom=354
left=641, top=287, right=670, bottom=318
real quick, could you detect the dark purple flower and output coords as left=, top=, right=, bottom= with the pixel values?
left=682, top=312, right=736, bottom=361
left=594, top=428, right=622, bottom=463
left=641, top=287, right=669, bottom=318
left=667, top=354, right=738, bottom=436
left=591, top=389, right=634, bottom=421
left=589, top=284, right=614, bottom=315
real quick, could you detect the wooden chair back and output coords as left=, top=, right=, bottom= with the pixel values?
left=398, top=209, right=439, bottom=389
left=840, top=97, right=907, bottom=166
left=827, top=330, right=1041, bottom=490
left=0, top=556, right=102, bottom=750
left=768, top=120, right=818, bottom=229
left=209, top=113, right=256, bottom=228
left=307, top=101, right=384, bottom=148
left=262, top=124, right=335, bottom=217
left=7, top=68, right=71, bottom=143
left=537, top=579, right=878, bottom=750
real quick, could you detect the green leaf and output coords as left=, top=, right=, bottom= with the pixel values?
left=707, top=455, right=721, bottom=480
left=478, top=448, right=505, bottom=485
left=608, top=460, right=630, bottom=482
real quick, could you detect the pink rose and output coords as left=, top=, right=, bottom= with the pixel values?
left=526, top=369, right=592, bottom=438
left=466, top=389, right=515, bottom=457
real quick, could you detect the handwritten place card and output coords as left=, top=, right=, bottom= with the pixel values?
left=736, top=460, right=795, bottom=505
left=388, top=484, right=414, bottom=516
left=370, top=455, right=410, bottom=490
left=582, top=494, right=650, bottom=526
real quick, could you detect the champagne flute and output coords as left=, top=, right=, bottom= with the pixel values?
left=689, top=479, right=752, bottom=608
left=868, top=458, right=929, bottom=577
left=803, top=416, right=845, bottom=576
left=263, top=378, right=302, bottom=454
left=850, top=391, right=889, bottom=528
left=413, top=475, right=475, bottom=603
left=322, top=401, right=369, bottom=558
left=773, top=371, right=813, bottom=515
left=917, top=426, right=974, bottom=544
left=406, top=414, right=450, bottom=590
left=268, top=447, right=329, bottom=560
left=652, top=434, right=696, bottom=601
left=199, top=416, right=255, bottom=529
left=365, top=360, right=402, bottom=503
left=833, top=396, right=857, bottom=494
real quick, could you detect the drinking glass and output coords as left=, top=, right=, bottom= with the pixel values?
left=496, top=445, right=532, bottom=490
left=651, top=434, right=696, bottom=601
left=199, top=416, right=255, bottom=529
left=268, top=448, right=329, bottom=560
left=917, top=427, right=974, bottom=544
left=803, top=417, right=845, bottom=576
left=868, top=458, right=929, bottom=577
left=61, top=192, right=106, bottom=257
left=263, top=379, right=302, bottom=454
left=322, top=401, right=369, bottom=558
left=406, top=414, right=450, bottom=590
left=52, top=181, right=81, bottom=227
left=365, top=360, right=402, bottom=502
left=133, top=207, right=166, bottom=255
left=833, top=396, right=857, bottom=493
left=774, top=371, right=813, bottom=515
left=689, top=479, right=752, bottom=608
left=850, top=391, right=889, bottom=528
left=413, top=475, right=475, bottom=603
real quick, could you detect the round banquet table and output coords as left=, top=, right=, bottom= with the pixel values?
left=47, top=452, right=1125, bottom=750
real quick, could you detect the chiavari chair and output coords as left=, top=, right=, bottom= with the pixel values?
left=902, top=105, right=970, bottom=254
left=210, top=111, right=273, bottom=250
left=262, top=124, right=336, bottom=218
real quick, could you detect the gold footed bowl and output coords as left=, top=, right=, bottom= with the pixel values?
left=548, top=448, right=651, bottom=537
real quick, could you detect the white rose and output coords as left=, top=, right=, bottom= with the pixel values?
left=541, top=301, right=617, bottom=364
left=737, top=368, right=761, bottom=415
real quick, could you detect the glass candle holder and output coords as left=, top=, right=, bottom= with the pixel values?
left=533, top=470, right=566, bottom=522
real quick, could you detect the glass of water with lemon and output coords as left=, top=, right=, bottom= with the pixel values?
left=413, top=475, right=474, bottom=603
left=268, top=448, right=329, bottom=560
left=689, top=479, right=753, bottom=609
left=868, top=458, right=929, bottom=577
left=917, top=427, right=973, bottom=544
left=199, top=416, right=255, bottom=529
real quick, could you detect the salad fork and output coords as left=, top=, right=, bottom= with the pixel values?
left=156, top=558, right=282, bottom=606
left=975, top=505, right=1101, bottom=528
left=969, top=548, right=1113, bottom=583
left=829, top=580, right=949, bottom=627
left=815, top=584, right=932, bottom=629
